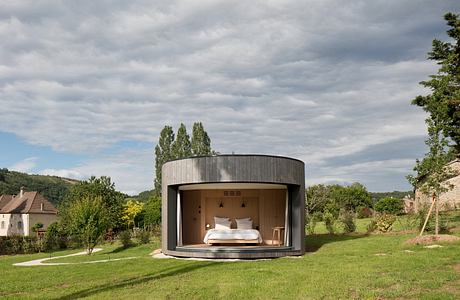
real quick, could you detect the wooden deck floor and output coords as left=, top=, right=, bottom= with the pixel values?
left=177, top=244, right=290, bottom=251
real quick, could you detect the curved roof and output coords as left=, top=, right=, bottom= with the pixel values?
left=162, top=154, right=305, bottom=188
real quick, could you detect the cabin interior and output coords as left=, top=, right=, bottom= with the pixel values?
left=178, top=184, right=289, bottom=247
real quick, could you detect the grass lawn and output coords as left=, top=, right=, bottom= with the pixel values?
left=1, top=217, right=460, bottom=299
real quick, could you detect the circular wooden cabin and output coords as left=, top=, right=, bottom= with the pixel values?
left=161, top=154, right=305, bottom=259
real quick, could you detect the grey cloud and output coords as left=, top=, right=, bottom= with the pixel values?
left=1, top=0, right=459, bottom=193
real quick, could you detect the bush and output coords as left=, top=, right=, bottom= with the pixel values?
left=306, top=212, right=322, bottom=235
left=118, top=230, right=133, bottom=248
left=366, top=220, right=377, bottom=233
left=43, top=222, right=61, bottom=251
left=324, top=211, right=336, bottom=234
left=357, top=206, right=373, bottom=219
left=23, top=237, right=38, bottom=254
left=340, top=210, right=356, bottom=233
left=417, top=207, right=451, bottom=233
left=9, top=235, right=23, bottom=254
left=375, top=197, right=403, bottom=215
left=376, top=214, right=396, bottom=232
left=137, top=230, right=150, bottom=244
left=396, top=213, right=419, bottom=231
left=0, top=236, right=40, bottom=255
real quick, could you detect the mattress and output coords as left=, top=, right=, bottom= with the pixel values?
left=203, top=229, right=263, bottom=244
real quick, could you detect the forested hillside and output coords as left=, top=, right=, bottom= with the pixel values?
left=0, top=168, right=78, bottom=206
left=370, top=191, right=413, bottom=203
left=130, top=189, right=155, bottom=202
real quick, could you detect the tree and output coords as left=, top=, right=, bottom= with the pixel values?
left=408, top=13, right=460, bottom=236
left=68, top=196, right=109, bottom=254
left=408, top=119, right=457, bottom=236
left=344, top=183, right=373, bottom=210
left=154, top=126, right=175, bottom=196
left=191, top=122, right=212, bottom=156
left=329, top=183, right=372, bottom=213
left=144, top=195, right=162, bottom=227
left=122, top=199, right=144, bottom=229
left=374, top=197, right=403, bottom=215
left=305, top=184, right=331, bottom=218
left=172, top=123, right=192, bottom=159
left=31, top=222, right=44, bottom=235
left=43, top=222, right=61, bottom=251
left=411, top=13, right=460, bottom=154
left=60, top=176, right=124, bottom=231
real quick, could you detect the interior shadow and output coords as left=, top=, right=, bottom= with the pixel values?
left=305, top=233, right=369, bottom=253
left=53, top=261, right=219, bottom=300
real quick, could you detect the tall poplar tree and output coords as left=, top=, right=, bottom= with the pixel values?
left=154, top=126, right=174, bottom=195
left=172, top=123, right=192, bottom=159
left=191, top=122, right=212, bottom=156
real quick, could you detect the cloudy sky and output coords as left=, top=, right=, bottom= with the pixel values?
left=1, top=1, right=459, bottom=195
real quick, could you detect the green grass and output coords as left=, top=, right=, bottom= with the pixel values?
left=1, top=216, right=460, bottom=299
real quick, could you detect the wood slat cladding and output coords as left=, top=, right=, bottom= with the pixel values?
left=162, top=155, right=304, bottom=186
left=162, top=155, right=305, bottom=259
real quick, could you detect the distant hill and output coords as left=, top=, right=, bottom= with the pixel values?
left=0, top=168, right=79, bottom=206
left=129, top=189, right=156, bottom=202
left=370, top=190, right=413, bottom=203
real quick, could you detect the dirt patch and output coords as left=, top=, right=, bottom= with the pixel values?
left=150, top=248, right=162, bottom=256
left=405, top=234, right=460, bottom=245
left=454, top=264, right=460, bottom=273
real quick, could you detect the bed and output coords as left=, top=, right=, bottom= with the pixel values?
left=203, top=229, right=263, bottom=245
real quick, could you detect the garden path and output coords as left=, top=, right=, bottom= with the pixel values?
left=13, top=248, right=139, bottom=266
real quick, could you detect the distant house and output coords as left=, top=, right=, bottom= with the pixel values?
left=415, top=159, right=460, bottom=212
left=0, top=187, right=58, bottom=236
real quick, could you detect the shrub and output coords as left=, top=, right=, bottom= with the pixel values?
left=323, top=211, right=336, bottom=234
left=340, top=210, right=356, bottom=233
left=43, top=222, right=61, bottom=251
left=376, top=214, right=396, bottom=232
left=149, top=224, right=162, bottom=239
left=417, top=207, right=451, bottom=233
left=357, top=206, right=373, bottom=219
left=23, top=237, right=38, bottom=254
left=118, top=230, right=133, bottom=248
left=396, top=213, right=419, bottom=231
left=306, top=212, right=322, bottom=235
left=366, top=219, right=377, bottom=233
left=137, top=230, right=150, bottom=244
left=9, top=235, right=23, bottom=254
left=306, top=217, right=316, bottom=235
left=375, top=197, right=403, bottom=215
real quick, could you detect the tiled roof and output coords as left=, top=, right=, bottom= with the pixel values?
left=0, top=195, right=13, bottom=210
left=0, top=192, right=58, bottom=214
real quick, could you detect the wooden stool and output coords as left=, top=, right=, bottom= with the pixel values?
left=272, top=227, right=285, bottom=246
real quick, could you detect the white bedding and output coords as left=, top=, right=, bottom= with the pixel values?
left=203, top=229, right=263, bottom=244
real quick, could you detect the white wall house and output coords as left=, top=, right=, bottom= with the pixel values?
left=0, top=188, right=58, bottom=236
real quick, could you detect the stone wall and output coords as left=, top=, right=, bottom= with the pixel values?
left=415, top=160, right=460, bottom=211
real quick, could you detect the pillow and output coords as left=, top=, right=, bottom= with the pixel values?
left=214, top=216, right=230, bottom=222
left=214, top=217, right=231, bottom=230
left=236, top=218, right=253, bottom=230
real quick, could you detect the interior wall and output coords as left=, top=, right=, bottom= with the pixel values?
left=182, top=188, right=286, bottom=245
left=204, top=189, right=260, bottom=231
left=259, top=189, right=287, bottom=245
